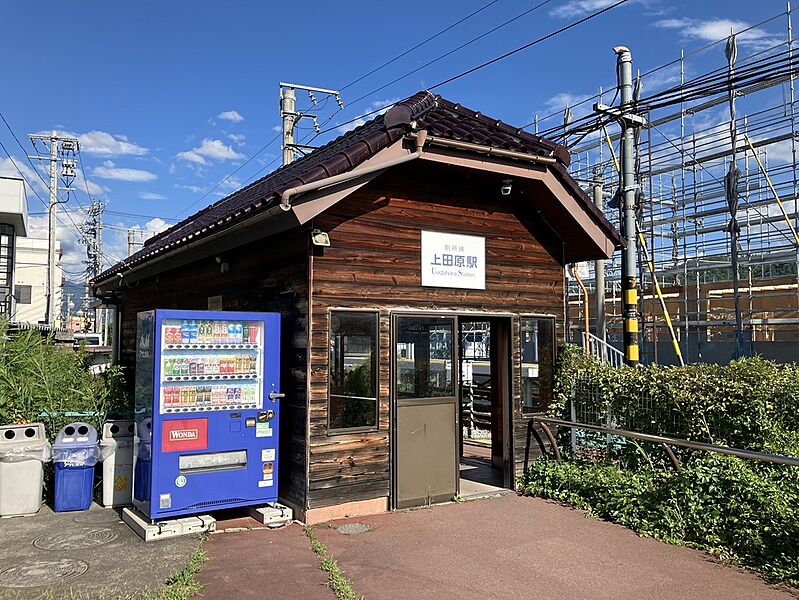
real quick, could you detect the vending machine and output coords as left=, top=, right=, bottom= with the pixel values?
left=132, top=309, right=282, bottom=521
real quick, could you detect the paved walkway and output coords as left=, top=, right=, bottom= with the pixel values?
left=314, top=494, right=795, bottom=600
left=198, top=524, right=334, bottom=600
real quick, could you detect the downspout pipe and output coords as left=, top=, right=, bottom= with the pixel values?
left=280, top=129, right=428, bottom=211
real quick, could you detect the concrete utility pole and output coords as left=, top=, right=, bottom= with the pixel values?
left=28, top=132, right=78, bottom=327
left=593, top=169, right=606, bottom=343
left=596, top=47, right=646, bottom=366
left=281, top=87, right=297, bottom=166
left=279, top=82, right=344, bottom=166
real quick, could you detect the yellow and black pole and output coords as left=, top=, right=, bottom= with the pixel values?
left=616, top=46, right=641, bottom=367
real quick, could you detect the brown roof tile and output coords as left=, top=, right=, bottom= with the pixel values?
left=94, top=91, right=618, bottom=284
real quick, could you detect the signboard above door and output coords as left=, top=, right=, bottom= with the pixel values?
left=420, top=230, right=485, bottom=290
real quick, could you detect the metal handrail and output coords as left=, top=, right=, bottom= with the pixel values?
left=527, top=415, right=799, bottom=469
left=585, top=332, right=625, bottom=368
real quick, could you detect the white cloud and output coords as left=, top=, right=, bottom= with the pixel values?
left=271, top=125, right=282, bottom=133
left=218, top=110, right=244, bottom=123
left=0, top=156, right=48, bottom=200
left=228, top=133, right=246, bottom=145
left=337, top=98, right=398, bottom=134
left=176, top=139, right=245, bottom=165
left=174, top=184, right=206, bottom=194
left=550, top=0, right=645, bottom=18
left=139, top=192, right=167, bottom=200
left=54, top=130, right=148, bottom=157
left=654, top=18, right=782, bottom=50
left=92, top=160, right=157, bottom=182
left=540, top=92, right=593, bottom=121
left=104, top=217, right=171, bottom=263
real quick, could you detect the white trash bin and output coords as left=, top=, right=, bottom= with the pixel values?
left=100, top=420, right=135, bottom=507
left=0, top=423, right=51, bottom=517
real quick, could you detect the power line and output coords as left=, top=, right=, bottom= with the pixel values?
left=340, top=0, right=502, bottom=92
left=347, top=0, right=557, bottom=108
left=173, top=132, right=282, bottom=218
left=318, top=0, right=628, bottom=137
left=429, top=0, right=629, bottom=90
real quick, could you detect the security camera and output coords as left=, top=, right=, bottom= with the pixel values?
left=500, top=179, right=513, bottom=196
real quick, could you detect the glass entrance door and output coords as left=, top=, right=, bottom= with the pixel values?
left=393, top=315, right=458, bottom=509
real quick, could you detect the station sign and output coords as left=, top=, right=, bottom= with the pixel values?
left=421, top=230, right=485, bottom=290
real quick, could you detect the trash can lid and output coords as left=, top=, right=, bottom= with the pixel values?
left=0, top=423, right=48, bottom=449
left=54, top=422, right=98, bottom=448
left=102, top=420, right=135, bottom=439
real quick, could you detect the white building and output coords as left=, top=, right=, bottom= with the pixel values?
left=13, top=236, right=63, bottom=325
left=0, top=176, right=64, bottom=326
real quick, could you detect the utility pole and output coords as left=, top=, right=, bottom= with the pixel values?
left=28, top=132, right=78, bottom=327
left=726, top=33, right=745, bottom=359
left=595, top=47, right=646, bottom=367
left=127, top=228, right=143, bottom=256
left=81, top=200, right=105, bottom=331
left=593, top=169, right=606, bottom=343
left=279, top=82, right=344, bottom=165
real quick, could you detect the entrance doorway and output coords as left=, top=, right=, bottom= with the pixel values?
left=459, top=318, right=511, bottom=497
left=392, top=314, right=511, bottom=509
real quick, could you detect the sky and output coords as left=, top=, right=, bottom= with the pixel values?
left=0, top=0, right=784, bottom=284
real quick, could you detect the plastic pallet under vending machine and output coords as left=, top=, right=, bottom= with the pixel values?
left=126, top=309, right=287, bottom=539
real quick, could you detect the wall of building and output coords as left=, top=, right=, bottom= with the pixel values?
left=116, top=233, right=310, bottom=511
left=13, top=237, right=61, bottom=325
left=307, top=162, right=567, bottom=510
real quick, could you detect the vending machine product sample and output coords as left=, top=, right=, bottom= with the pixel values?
left=133, top=309, right=281, bottom=520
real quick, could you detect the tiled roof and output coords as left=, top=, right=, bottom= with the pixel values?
left=95, top=91, right=617, bottom=283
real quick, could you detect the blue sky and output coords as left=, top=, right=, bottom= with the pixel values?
left=0, top=0, right=783, bottom=278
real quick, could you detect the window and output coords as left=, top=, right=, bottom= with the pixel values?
left=521, top=317, right=555, bottom=412
left=329, top=311, right=378, bottom=432
left=396, top=316, right=454, bottom=399
left=15, top=285, right=32, bottom=304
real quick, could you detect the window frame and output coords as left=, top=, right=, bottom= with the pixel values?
left=519, top=315, right=556, bottom=414
left=327, top=309, right=380, bottom=435
left=15, top=284, right=32, bottom=305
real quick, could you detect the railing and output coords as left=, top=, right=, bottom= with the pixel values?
left=462, top=376, right=492, bottom=437
left=524, top=415, right=799, bottom=473
left=585, top=332, right=625, bottom=368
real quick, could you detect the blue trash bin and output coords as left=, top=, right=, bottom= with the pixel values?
left=53, top=422, right=100, bottom=512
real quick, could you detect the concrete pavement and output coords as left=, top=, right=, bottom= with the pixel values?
left=0, top=503, right=198, bottom=599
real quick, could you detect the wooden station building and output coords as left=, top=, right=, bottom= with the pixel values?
left=93, top=91, right=621, bottom=523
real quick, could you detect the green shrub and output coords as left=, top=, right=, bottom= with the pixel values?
left=0, top=322, right=128, bottom=441
left=550, top=345, right=799, bottom=456
left=520, top=456, right=799, bottom=587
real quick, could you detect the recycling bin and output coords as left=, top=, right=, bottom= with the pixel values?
left=0, top=423, right=51, bottom=517
left=100, top=420, right=135, bottom=507
left=53, top=422, right=101, bottom=512
left=132, top=418, right=152, bottom=504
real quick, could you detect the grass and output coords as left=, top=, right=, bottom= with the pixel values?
left=304, top=526, right=362, bottom=600
left=131, top=545, right=209, bottom=600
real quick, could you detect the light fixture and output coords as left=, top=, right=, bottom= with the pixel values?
left=311, top=229, right=330, bottom=247
left=500, top=179, right=513, bottom=196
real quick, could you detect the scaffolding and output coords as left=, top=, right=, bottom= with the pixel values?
left=532, top=6, right=799, bottom=364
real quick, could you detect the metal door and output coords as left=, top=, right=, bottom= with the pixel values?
left=393, top=315, right=458, bottom=509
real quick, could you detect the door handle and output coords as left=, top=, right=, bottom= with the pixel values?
left=269, top=391, right=285, bottom=401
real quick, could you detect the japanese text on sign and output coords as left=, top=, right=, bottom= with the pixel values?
left=421, top=230, right=485, bottom=290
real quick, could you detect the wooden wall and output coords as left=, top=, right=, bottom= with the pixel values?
left=307, top=161, right=566, bottom=509
left=116, top=232, right=310, bottom=510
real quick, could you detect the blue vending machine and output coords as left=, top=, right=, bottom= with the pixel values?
left=133, top=309, right=282, bottom=521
